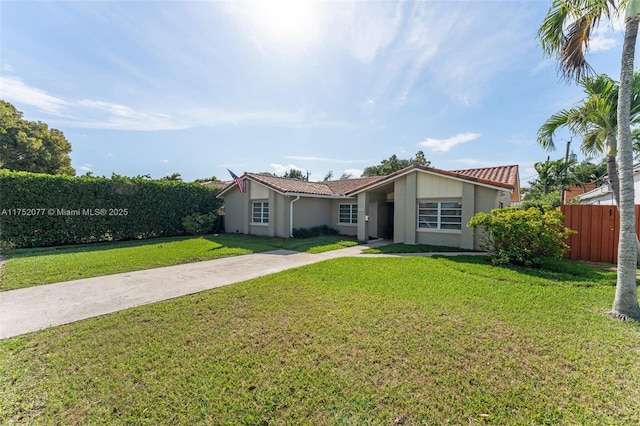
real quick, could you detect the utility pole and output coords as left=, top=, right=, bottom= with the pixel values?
left=561, top=139, right=571, bottom=204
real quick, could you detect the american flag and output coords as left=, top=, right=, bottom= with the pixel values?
left=227, top=169, right=246, bottom=193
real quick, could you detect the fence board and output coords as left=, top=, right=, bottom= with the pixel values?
left=561, top=205, right=639, bottom=264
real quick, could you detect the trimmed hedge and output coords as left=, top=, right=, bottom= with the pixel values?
left=0, top=170, right=222, bottom=248
left=292, top=225, right=339, bottom=239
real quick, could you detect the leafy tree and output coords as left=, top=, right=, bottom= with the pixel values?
left=339, top=172, right=353, bottom=180
left=283, top=168, right=307, bottom=180
left=162, top=173, right=183, bottom=181
left=362, top=151, right=430, bottom=176
left=0, top=100, right=75, bottom=176
left=194, top=176, right=219, bottom=183
left=539, top=0, right=640, bottom=319
left=537, top=73, right=640, bottom=205
left=520, top=189, right=563, bottom=210
left=323, top=171, right=333, bottom=181
left=523, top=159, right=606, bottom=208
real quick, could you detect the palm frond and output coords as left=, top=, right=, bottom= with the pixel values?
left=538, top=0, right=618, bottom=82
left=581, top=128, right=608, bottom=156
left=537, top=109, right=571, bottom=151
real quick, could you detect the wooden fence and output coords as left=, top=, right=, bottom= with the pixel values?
left=561, top=205, right=640, bottom=264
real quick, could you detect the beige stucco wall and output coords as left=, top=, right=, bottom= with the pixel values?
left=384, top=170, right=505, bottom=249
left=222, top=172, right=509, bottom=246
left=292, top=197, right=334, bottom=232
left=222, top=189, right=248, bottom=235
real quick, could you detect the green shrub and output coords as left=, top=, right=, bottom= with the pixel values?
left=467, top=207, right=575, bottom=267
left=0, top=170, right=222, bottom=248
left=182, top=212, right=218, bottom=235
left=292, top=225, right=338, bottom=239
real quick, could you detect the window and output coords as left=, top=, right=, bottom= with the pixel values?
left=338, top=203, right=358, bottom=224
left=417, top=201, right=462, bottom=231
left=252, top=201, right=269, bottom=224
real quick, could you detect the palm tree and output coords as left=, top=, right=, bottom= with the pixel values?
left=539, top=0, right=640, bottom=320
left=538, top=73, right=640, bottom=205
left=614, top=1, right=640, bottom=319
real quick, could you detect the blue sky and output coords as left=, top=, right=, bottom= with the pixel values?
left=0, top=1, right=628, bottom=184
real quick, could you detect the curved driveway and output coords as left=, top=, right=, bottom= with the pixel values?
left=0, top=244, right=381, bottom=339
left=0, top=241, right=485, bottom=339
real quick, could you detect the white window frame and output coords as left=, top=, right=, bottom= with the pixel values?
left=338, top=203, right=358, bottom=225
left=417, top=200, right=462, bottom=231
left=252, top=201, right=269, bottom=225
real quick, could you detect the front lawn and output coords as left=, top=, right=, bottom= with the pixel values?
left=363, top=242, right=475, bottom=254
left=1, top=256, right=638, bottom=424
left=0, top=234, right=358, bottom=291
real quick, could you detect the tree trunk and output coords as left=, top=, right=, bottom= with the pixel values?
left=612, top=13, right=640, bottom=320
left=606, top=134, right=620, bottom=205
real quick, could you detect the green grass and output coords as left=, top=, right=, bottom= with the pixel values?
left=1, top=256, right=639, bottom=425
left=0, top=234, right=358, bottom=291
left=363, top=242, right=475, bottom=254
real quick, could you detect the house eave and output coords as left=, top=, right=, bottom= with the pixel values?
left=346, top=166, right=513, bottom=196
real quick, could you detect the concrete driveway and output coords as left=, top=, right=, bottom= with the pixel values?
left=0, top=241, right=487, bottom=340
left=0, top=243, right=384, bottom=339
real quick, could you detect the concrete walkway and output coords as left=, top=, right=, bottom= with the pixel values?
left=0, top=241, right=485, bottom=339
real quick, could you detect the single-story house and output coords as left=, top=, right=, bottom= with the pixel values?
left=578, top=163, right=640, bottom=205
left=217, top=164, right=520, bottom=250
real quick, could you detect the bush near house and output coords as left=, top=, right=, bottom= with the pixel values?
left=468, top=207, right=575, bottom=267
left=292, top=225, right=339, bottom=239
left=181, top=212, right=219, bottom=235
left=0, top=170, right=222, bottom=248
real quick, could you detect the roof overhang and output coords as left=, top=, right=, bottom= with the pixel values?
left=346, top=165, right=513, bottom=196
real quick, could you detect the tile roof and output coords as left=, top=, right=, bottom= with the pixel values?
left=450, top=165, right=521, bottom=202
left=244, top=173, right=382, bottom=197
left=218, top=165, right=521, bottom=202
left=325, top=177, right=385, bottom=195
left=450, top=165, right=519, bottom=189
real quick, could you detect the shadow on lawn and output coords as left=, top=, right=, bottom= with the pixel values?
left=5, top=234, right=358, bottom=260
left=3, top=234, right=255, bottom=260
left=432, top=255, right=618, bottom=287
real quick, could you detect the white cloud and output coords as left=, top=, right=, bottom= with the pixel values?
left=453, top=158, right=495, bottom=167
left=343, top=168, right=363, bottom=178
left=419, top=133, right=480, bottom=152
left=284, top=155, right=368, bottom=164
left=270, top=163, right=303, bottom=174
left=335, top=2, right=402, bottom=64
left=589, top=32, right=617, bottom=52
left=0, top=76, right=68, bottom=114
left=78, top=163, right=93, bottom=172
left=162, top=160, right=169, bottom=164
left=3, top=77, right=354, bottom=131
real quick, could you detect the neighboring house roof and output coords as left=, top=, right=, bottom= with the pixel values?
left=201, top=180, right=229, bottom=188
left=578, top=163, right=640, bottom=204
left=216, top=173, right=384, bottom=198
left=346, top=164, right=519, bottom=198
left=217, top=164, right=521, bottom=200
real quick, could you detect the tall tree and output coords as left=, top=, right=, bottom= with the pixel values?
left=613, top=1, right=640, bottom=319
left=539, top=72, right=640, bottom=266
left=0, top=101, right=75, bottom=176
left=539, top=0, right=640, bottom=319
left=538, top=73, right=640, bottom=205
left=283, top=168, right=307, bottom=181
left=362, top=151, right=430, bottom=177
